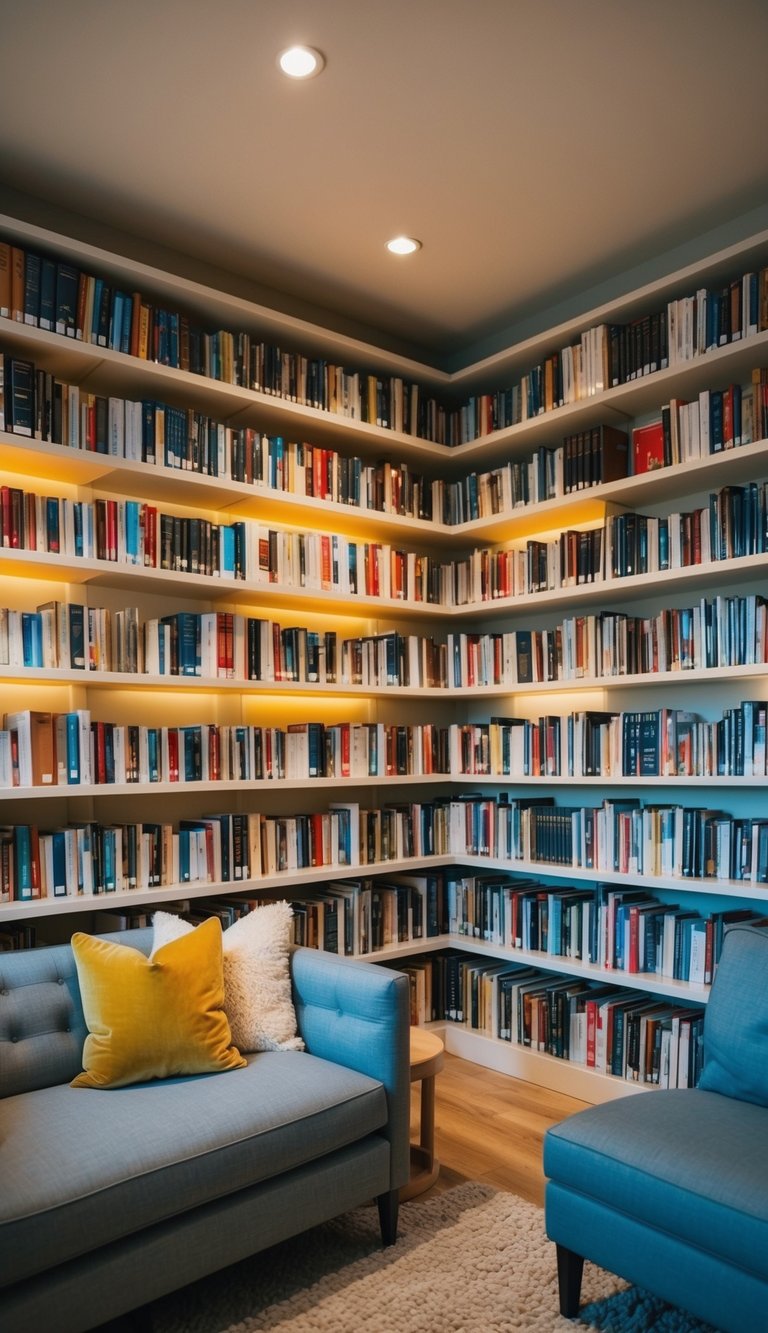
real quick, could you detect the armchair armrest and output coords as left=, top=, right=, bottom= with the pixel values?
left=290, top=947, right=410, bottom=1189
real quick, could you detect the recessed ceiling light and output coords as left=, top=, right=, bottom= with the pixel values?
left=278, top=46, right=326, bottom=78
left=386, top=236, right=422, bottom=256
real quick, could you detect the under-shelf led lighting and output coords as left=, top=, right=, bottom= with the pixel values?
left=278, top=46, right=326, bottom=78
left=386, top=236, right=422, bottom=256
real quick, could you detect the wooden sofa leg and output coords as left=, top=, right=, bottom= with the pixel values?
left=376, top=1188, right=399, bottom=1246
left=556, top=1243, right=585, bottom=1317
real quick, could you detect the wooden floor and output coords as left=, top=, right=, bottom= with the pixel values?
left=417, top=1051, right=590, bottom=1207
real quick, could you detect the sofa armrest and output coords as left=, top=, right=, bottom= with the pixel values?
left=290, top=947, right=410, bottom=1190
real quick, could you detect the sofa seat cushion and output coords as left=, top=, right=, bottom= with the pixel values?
left=0, top=1050, right=386, bottom=1286
left=544, top=1088, right=768, bottom=1281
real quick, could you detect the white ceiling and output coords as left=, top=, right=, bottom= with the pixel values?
left=2, top=0, right=768, bottom=368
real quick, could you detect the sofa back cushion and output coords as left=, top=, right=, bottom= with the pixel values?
left=699, top=924, right=768, bottom=1107
left=0, top=928, right=152, bottom=1097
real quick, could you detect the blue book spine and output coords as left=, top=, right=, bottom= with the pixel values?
left=39, top=258, right=57, bottom=331
left=147, top=728, right=159, bottom=782
left=103, top=829, right=116, bottom=891
left=125, top=501, right=140, bottom=564
left=13, top=825, right=33, bottom=899
left=51, top=829, right=68, bottom=896
left=90, top=278, right=104, bottom=342
left=178, top=827, right=190, bottom=882
left=121, top=293, right=133, bottom=354
left=66, top=712, right=80, bottom=783
left=21, top=611, right=43, bottom=667
left=109, top=292, right=124, bottom=351
left=219, top=526, right=235, bottom=577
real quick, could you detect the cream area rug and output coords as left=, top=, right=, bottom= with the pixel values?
left=146, top=1182, right=717, bottom=1333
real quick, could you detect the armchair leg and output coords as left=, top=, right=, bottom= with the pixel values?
left=376, top=1188, right=399, bottom=1246
left=556, top=1243, right=584, bottom=1317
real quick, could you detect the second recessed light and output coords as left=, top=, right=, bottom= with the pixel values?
left=278, top=46, right=325, bottom=78
left=386, top=236, right=422, bottom=255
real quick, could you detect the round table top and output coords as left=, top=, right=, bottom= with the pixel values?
left=409, top=1027, right=445, bottom=1078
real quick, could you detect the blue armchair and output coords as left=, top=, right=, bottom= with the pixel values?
left=543, top=925, right=768, bottom=1333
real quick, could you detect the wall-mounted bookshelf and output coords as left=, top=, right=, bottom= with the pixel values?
left=3, top=211, right=768, bottom=1102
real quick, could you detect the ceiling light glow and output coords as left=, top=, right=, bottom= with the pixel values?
left=386, top=236, right=422, bottom=256
left=278, top=46, right=325, bottom=78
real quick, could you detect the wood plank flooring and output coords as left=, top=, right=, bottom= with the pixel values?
left=417, top=1051, right=590, bottom=1206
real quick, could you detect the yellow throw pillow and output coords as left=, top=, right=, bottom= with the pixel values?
left=71, top=917, right=246, bottom=1088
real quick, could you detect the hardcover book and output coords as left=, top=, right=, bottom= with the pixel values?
left=632, top=421, right=666, bottom=474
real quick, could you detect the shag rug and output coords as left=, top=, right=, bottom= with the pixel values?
left=144, top=1182, right=717, bottom=1333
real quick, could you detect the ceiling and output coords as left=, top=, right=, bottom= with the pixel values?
left=2, top=0, right=768, bottom=370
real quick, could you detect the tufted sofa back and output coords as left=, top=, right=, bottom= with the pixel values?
left=0, top=928, right=153, bottom=1098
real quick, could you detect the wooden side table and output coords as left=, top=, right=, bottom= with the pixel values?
left=400, top=1027, right=445, bottom=1202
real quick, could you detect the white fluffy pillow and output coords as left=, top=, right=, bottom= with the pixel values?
left=152, top=902, right=304, bottom=1053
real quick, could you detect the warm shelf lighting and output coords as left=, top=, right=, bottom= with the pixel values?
left=278, top=46, right=326, bottom=78
left=386, top=236, right=422, bottom=256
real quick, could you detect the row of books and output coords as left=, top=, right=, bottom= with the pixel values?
left=444, top=872, right=766, bottom=984
left=456, top=484, right=768, bottom=605
left=4, top=593, right=766, bottom=693
left=2, top=480, right=767, bottom=609
left=0, top=801, right=363, bottom=901
left=643, top=374, right=767, bottom=469
left=0, top=241, right=453, bottom=441
left=389, top=949, right=706, bottom=1086
left=448, top=593, right=768, bottom=686
left=5, top=789, right=768, bottom=899
left=7, top=352, right=768, bottom=533
left=450, top=701, right=768, bottom=779
left=350, top=794, right=768, bottom=885
left=3, top=237, right=768, bottom=447
left=1, top=709, right=455, bottom=788
left=287, top=872, right=445, bottom=957
left=0, top=601, right=449, bottom=688
left=0, top=352, right=632, bottom=520
left=454, top=269, right=768, bottom=441
left=0, top=920, right=36, bottom=951
left=0, top=819, right=246, bottom=901
left=9, top=700, right=765, bottom=790
left=241, top=864, right=760, bottom=988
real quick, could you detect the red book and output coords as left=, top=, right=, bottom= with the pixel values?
left=208, top=725, right=220, bottom=782
left=29, top=826, right=41, bottom=897
left=585, top=1000, right=598, bottom=1067
left=340, top=722, right=350, bottom=778
left=144, top=506, right=158, bottom=566
left=310, top=811, right=324, bottom=866
left=167, top=728, right=179, bottom=782
left=105, top=499, right=117, bottom=561
left=312, top=447, right=324, bottom=501
left=632, top=421, right=666, bottom=474
left=24, top=492, right=36, bottom=551
left=272, top=622, right=283, bottom=680
left=93, top=721, right=107, bottom=784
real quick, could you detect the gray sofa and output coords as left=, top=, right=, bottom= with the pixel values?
left=0, top=928, right=411, bottom=1333
left=544, top=924, right=768, bottom=1333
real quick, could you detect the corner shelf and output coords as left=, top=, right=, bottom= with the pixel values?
left=3, top=209, right=768, bottom=1104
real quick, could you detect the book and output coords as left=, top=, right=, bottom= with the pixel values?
left=4, top=357, right=35, bottom=436
left=632, top=421, right=666, bottom=474
left=55, top=262, right=80, bottom=336
left=3, top=710, right=56, bottom=786
left=0, top=240, right=10, bottom=317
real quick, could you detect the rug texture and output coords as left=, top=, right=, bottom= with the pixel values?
left=147, top=1182, right=716, bottom=1332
